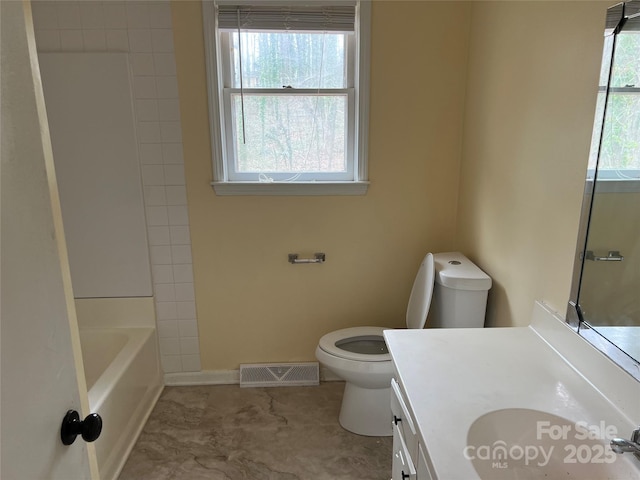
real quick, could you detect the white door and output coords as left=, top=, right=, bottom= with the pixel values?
left=1, top=2, right=99, bottom=479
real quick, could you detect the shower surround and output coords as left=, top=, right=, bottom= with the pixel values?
left=32, top=0, right=201, bottom=374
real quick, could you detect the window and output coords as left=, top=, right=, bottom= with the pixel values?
left=203, top=1, right=370, bottom=195
left=588, top=30, right=640, bottom=190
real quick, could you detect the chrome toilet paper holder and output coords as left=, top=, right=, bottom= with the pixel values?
left=288, top=253, right=326, bottom=264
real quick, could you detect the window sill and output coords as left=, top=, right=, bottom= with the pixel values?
left=588, top=178, right=640, bottom=193
left=211, top=181, right=369, bottom=196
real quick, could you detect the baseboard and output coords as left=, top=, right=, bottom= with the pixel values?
left=164, top=367, right=342, bottom=386
left=164, top=369, right=239, bottom=386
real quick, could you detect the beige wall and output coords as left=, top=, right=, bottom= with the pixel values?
left=173, top=0, right=616, bottom=369
left=172, top=1, right=472, bottom=370
left=456, top=1, right=612, bottom=326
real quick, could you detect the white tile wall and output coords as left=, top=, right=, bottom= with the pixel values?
left=33, top=0, right=201, bottom=373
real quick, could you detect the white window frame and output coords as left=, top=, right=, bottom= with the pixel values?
left=202, top=0, right=371, bottom=195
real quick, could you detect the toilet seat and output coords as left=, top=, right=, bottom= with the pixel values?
left=406, top=253, right=434, bottom=329
left=318, top=326, right=392, bottom=362
left=318, top=254, right=435, bottom=365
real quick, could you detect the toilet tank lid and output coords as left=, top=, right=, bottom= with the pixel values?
left=433, top=252, right=492, bottom=291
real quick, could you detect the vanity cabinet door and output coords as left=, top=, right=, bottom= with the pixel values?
left=391, top=378, right=418, bottom=460
left=416, top=444, right=434, bottom=480
left=392, top=424, right=417, bottom=480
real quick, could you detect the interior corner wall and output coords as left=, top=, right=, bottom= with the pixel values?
left=172, top=1, right=472, bottom=370
left=456, top=1, right=613, bottom=327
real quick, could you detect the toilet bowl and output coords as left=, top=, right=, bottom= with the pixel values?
left=316, top=252, right=492, bottom=436
left=315, top=327, right=395, bottom=435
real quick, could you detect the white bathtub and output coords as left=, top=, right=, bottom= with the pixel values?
left=80, top=327, right=163, bottom=480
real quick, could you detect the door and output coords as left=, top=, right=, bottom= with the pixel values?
left=1, top=2, right=99, bottom=479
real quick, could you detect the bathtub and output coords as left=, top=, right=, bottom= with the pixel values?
left=80, top=327, right=163, bottom=480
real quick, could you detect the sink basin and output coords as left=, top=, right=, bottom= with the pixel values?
left=466, top=408, right=639, bottom=479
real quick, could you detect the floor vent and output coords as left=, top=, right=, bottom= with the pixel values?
left=239, top=362, right=319, bottom=388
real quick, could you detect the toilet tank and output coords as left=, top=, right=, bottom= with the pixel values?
left=428, top=252, right=492, bottom=328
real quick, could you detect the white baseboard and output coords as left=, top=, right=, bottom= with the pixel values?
left=164, top=367, right=342, bottom=386
left=164, top=369, right=239, bottom=386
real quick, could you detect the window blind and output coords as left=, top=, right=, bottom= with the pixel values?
left=217, top=3, right=357, bottom=32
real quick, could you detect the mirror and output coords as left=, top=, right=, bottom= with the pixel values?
left=568, top=0, right=640, bottom=380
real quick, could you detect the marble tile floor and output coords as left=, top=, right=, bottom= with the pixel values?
left=119, top=382, right=392, bottom=480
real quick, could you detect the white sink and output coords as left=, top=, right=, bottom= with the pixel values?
left=466, top=408, right=639, bottom=479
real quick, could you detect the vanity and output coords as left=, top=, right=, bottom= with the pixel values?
left=384, top=302, right=640, bottom=479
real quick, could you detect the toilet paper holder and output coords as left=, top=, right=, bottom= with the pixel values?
left=585, top=250, right=624, bottom=262
left=288, top=253, right=326, bottom=264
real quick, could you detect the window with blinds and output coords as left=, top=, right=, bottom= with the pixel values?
left=203, top=1, right=371, bottom=195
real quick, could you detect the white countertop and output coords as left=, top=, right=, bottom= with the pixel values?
left=591, top=326, right=640, bottom=362
left=384, top=302, right=640, bottom=479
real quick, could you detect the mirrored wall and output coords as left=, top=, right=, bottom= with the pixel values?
left=568, top=0, right=640, bottom=379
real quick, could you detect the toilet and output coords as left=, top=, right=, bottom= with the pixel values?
left=315, top=252, right=492, bottom=436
